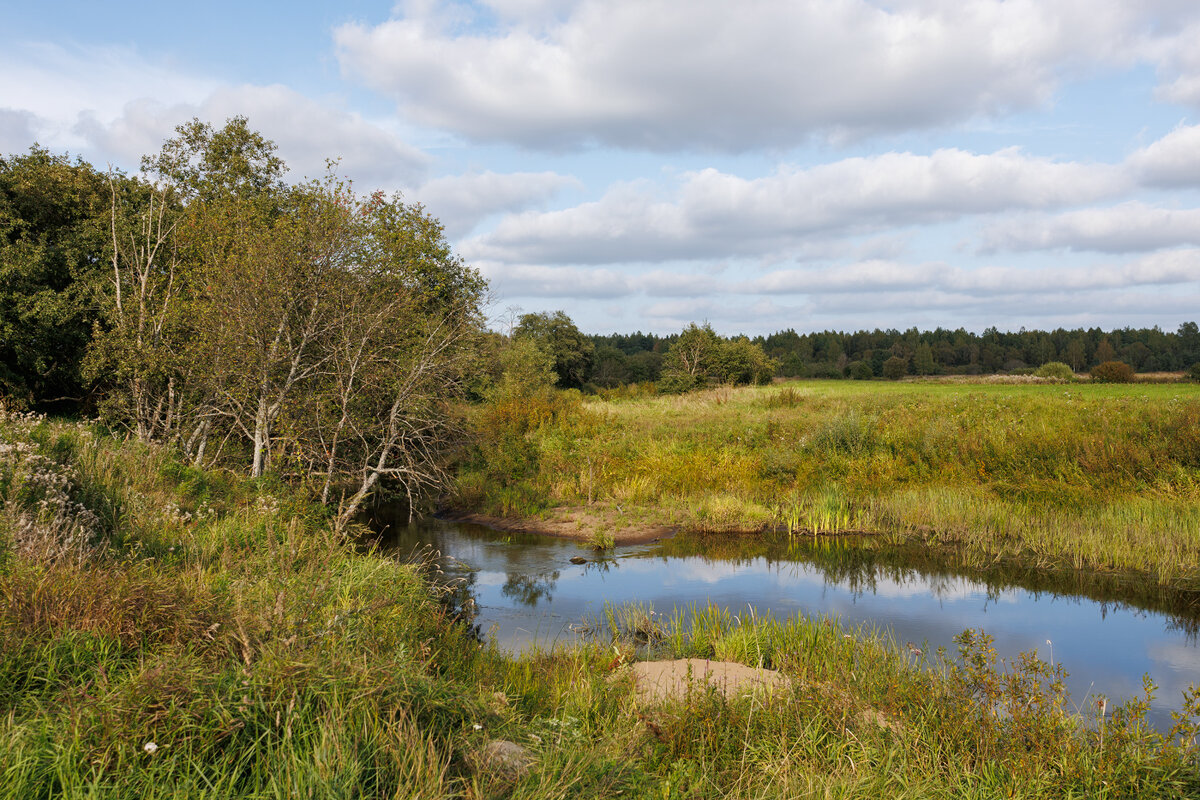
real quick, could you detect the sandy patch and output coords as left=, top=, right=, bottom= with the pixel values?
left=441, top=505, right=675, bottom=545
left=627, top=658, right=789, bottom=703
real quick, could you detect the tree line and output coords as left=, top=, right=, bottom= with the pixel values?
left=577, top=322, right=1200, bottom=387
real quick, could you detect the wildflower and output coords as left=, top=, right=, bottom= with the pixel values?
left=472, top=723, right=483, bottom=731
left=143, top=742, right=158, bottom=754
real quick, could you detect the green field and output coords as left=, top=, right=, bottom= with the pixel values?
left=457, top=379, right=1200, bottom=587
left=3, top=410, right=1200, bottom=798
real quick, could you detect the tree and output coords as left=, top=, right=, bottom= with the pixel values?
left=0, top=148, right=110, bottom=409
left=848, top=360, right=873, bottom=380
left=84, top=173, right=188, bottom=445
left=1066, top=338, right=1086, bottom=372
left=1094, top=338, right=1117, bottom=365
left=913, top=343, right=936, bottom=375
left=662, top=323, right=721, bottom=385
left=513, top=311, right=594, bottom=389
left=85, top=118, right=487, bottom=523
left=591, top=345, right=630, bottom=388
left=882, top=355, right=908, bottom=380
left=711, top=336, right=776, bottom=385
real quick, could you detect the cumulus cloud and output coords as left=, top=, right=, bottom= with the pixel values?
left=335, top=0, right=1185, bottom=150
left=414, top=170, right=580, bottom=237
left=0, top=43, right=428, bottom=187
left=981, top=202, right=1200, bottom=253
left=74, top=85, right=428, bottom=186
left=1127, top=123, right=1200, bottom=187
left=476, top=261, right=723, bottom=299
left=461, top=148, right=1128, bottom=265
left=0, top=42, right=216, bottom=153
left=482, top=249, right=1200, bottom=319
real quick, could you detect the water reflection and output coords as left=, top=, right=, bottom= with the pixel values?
left=374, top=515, right=1200, bottom=731
left=501, top=570, right=560, bottom=606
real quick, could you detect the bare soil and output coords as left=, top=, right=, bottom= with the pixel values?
left=440, top=504, right=675, bottom=545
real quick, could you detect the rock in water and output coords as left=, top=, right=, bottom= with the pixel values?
left=569, top=555, right=587, bottom=564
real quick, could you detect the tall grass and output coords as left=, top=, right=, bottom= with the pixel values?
left=4, top=410, right=1199, bottom=797
left=458, top=381, right=1200, bottom=586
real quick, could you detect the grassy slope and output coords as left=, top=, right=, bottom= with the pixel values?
left=3, top=410, right=1199, bottom=798
left=457, top=380, right=1200, bottom=586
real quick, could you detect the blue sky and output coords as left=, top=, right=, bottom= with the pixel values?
left=4, top=0, right=1200, bottom=336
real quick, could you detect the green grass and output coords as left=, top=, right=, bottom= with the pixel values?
left=457, top=379, right=1200, bottom=587
left=3, top=408, right=1200, bottom=797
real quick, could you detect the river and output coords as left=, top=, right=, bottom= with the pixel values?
left=378, top=515, right=1200, bottom=732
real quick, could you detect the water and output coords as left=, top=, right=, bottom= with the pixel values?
left=378, top=516, right=1200, bottom=731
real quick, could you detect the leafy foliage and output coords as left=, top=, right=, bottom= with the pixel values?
left=0, top=148, right=111, bottom=409
left=1035, top=361, right=1075, bottom=380
left=1091, top=360, right=1135, bottom=383
left=513, top=311, right=594, bottom=390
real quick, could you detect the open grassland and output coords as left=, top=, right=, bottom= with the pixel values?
left=3, top=412, right=1200, bottom=797
left=456, top=380, right=1200, bottom=588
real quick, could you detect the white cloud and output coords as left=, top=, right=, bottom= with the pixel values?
left=335, top=0, right=1185, bottom=150
left=0, top=42, right=216, bottom=152
left=982, top=202, right=1200, bottom=253
left=462, top=148, right=1128, bottom=266
left=75, top=85, right=428, bottom=186
left=1127, top=123, right=1200, bottom=187
left=754, top=251, right=1200, bottom=297
left=415, top=170, right=580, bottom=237
left=0, top=43, right=428, bottom=187
left=477, top=262, right=633, bottom=298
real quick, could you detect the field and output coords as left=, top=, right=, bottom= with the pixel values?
left=456, top=379, right=1200, bottom=588
left=3, top=410, right=1200, bottom=798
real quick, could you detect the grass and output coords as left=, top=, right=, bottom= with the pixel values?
left=456, top=379, right=1200, bottom=588
left=3, top=407, right=1200, bottom=797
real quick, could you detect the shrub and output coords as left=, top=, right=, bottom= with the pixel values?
left=657, top=369, right=698, bottom=394
left=1034, top=361, right=1074, bottom=381
left=847, top=360, right=874, bottom=380
left=1189, top=362, right=1200, bottom=382
left=1090, top=360, right=1135, bottom=383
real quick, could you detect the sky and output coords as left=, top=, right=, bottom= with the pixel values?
left=3, top=0, right=1200, bottom=336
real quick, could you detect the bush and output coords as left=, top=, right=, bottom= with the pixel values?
left=1090, top=360, right=1135, bottom=383
left=1034, top=362, right=1074, bottom=381
left=1189, top=362, right=1200, bottom=382
left=657, top=370, right=698, bottom=394
left=847, top=360, right=874, bottom=380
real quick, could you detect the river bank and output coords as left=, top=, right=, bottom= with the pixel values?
left=4, top=412, right=1200, bottom=797
left=455, top=380, right=1200, bottom=589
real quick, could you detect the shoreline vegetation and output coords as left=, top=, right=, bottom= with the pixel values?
left=4, top=410, right=1200, bottom=798
left=454, top=378, right=1200, bottom=593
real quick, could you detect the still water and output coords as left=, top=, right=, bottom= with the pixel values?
left=380, top=517, right=1200, bottom=731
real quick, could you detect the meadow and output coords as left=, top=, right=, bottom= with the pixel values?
left=456, top=379, right=1200, bottom=589
left=3, top=408, right=1199, bottom=798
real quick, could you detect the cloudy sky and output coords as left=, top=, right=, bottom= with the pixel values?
left=4, top=1, right=1200, bottom=335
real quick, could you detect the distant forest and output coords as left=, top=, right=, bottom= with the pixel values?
left=586, top=322, right=1200, bottom=386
